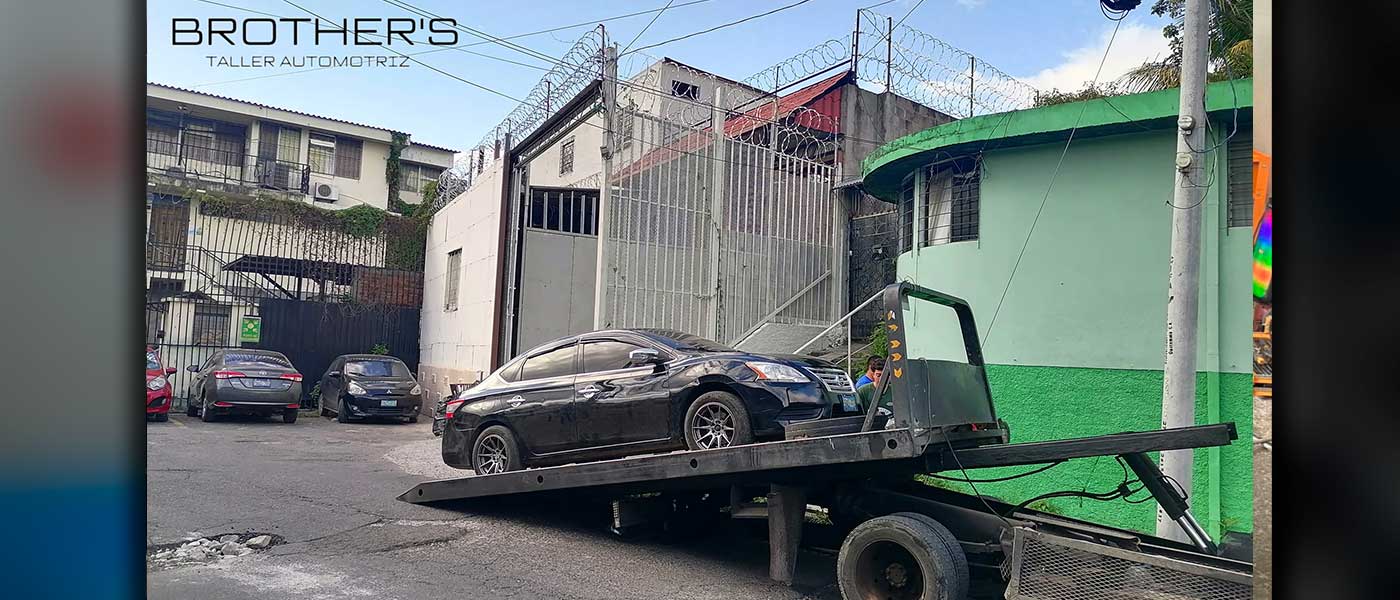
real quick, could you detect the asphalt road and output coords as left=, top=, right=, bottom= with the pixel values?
left=147, top=412, right=843, bottom=600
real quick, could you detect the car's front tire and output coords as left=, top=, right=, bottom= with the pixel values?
left=683, top=390, right=754, bottom=451
left=471, top=425, right=522, bottom=474
left=336, top=398, right=351, bottom=423
left=200, top=397, right=217, bottom=423
left=152, top=412, right=169, bottom=423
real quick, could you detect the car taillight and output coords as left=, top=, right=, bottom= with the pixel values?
left=279, top=373, right=303, bottom=382
left=444, top=399, right=467, bottom=419
left=213, top=371, right=246, bottom=379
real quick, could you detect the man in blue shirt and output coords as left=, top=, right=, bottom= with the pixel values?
left=855, top=355, right=884, bottom=389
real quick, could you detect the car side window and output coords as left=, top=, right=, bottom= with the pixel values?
left=498, top=358, right=524, bottom=383
left=582, top=340, right=649, bottom=373
left=520, top=344, right=578, bottom=381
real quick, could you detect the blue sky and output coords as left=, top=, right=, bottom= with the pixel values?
left=147, top=0, right=1172, bottom=153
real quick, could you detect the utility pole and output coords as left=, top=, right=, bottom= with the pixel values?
left=593, top=44, right=618, bottom=329
left=1157, top=0, right=1211, bottom=543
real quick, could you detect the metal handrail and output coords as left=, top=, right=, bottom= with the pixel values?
left=793, top=289, right=884, bottom=355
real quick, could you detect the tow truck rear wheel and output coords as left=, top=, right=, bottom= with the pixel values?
left=837, top=512, right=969, bottom=600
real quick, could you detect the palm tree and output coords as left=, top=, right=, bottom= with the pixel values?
left=1117, top=0, right=1252, bottom=93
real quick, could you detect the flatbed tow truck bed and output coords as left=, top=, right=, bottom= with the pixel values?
left=400, top=284, right=1253, bottom=599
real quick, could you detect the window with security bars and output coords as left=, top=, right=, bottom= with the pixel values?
left=191, top=303, right=231, bottom=346
left=921, top=163, right=980, bottom=246
left=529, top=187, right=598, bottom=236
left=898, top=174, right=915, bottom=253
left=1225, top=125, right=1253, bottom=228
left=334, top=137, right=362, bottom=179
left=308, top=133, right=336, bottom=175
left=401, top=163, right=444, bottom=193
left=444, top=249, right=461, bottom=311
left=559, top=137, right=575, bottom=175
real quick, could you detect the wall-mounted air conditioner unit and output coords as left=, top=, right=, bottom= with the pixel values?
left=312, top=181, right=339, bottom=203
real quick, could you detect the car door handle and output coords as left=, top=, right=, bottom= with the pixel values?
left=508, top=395, right=524, bottom=407
left=577, top=385, right=602, bottom=399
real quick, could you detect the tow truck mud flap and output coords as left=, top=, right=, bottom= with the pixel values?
left=1005, top=527, right=1252, bottom=600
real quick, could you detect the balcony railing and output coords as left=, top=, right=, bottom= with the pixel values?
left=146, top=137, right=309, bottom=194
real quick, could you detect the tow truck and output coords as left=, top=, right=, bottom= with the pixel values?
left=400, top=283, right=1252, bottom=599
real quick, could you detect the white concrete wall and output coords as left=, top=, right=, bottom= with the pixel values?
left=417, top=162, right=506, bottom=402
left=525, top=112, right=605, bottom=189
left=515, top=229, right=597, bottom=354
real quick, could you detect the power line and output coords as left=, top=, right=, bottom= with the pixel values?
left=624, top=0, right=819, bottom=56
left=980, top=18, right=1126, bottom=350
left=621, top=0, right=678, bottom=55
left=189, top=0, right=717, bottom=87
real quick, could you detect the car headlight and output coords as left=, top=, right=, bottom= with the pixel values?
left=146, top=376, right=167, bottom=391
left=744, top=362, right=810, bottom=383
left=409, top=383, right=422, bottom=395
left=347, top=382, right=367, bottom=395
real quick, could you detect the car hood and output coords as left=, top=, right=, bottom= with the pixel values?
left=677, top=350, right=837, bottom=369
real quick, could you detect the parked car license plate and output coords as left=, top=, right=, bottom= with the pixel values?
left=249, top=379, right=272, bottom=389
left=380, top=399, right=397, bottom=407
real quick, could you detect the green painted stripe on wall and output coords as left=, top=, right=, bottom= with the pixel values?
left=921, top=364, right=1253, bottom=539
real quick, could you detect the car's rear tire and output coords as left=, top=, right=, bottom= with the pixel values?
left=471, top=425, right=522, bottom=474
left=152, top=412, right=169, bottom=423
left=336, top=398, right=351, bottom=423
left=282, top=409, right=298, bottom=424
left=837, top=512, right=969, bottom=600
left=200, top=398, right=217, bottom=423
left=683, top=391, right=753, bottom=451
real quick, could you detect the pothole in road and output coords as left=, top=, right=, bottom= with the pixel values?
left=147, top=532, right=285, bottom=569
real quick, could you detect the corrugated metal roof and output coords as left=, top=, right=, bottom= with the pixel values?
left=613, top=71, right=848, bottom=179
left=146, top=82, right=458, bottom=154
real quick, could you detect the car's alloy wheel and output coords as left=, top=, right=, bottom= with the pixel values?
left=474, top=433, right=510, bottom=475
left=690, top=401, right=736, bottom=449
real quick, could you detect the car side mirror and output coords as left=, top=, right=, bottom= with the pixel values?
left=328, top=371, right=342, bottom=378
left=165, top=367, right=178, bottom=375
left=628, top=348, right=664, bottom=366
left=186, top=365, right=199, bottom=373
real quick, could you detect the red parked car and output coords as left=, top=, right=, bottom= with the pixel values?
left=146, top=346, right=177, bottom=422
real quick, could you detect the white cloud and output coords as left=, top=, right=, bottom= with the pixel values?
left=956, top=0, right=986, bottom=8
left=1018, top=22, right=1169, bottom=93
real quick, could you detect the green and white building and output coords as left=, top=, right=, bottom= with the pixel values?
left=860, top=79, right=1254, bottom=540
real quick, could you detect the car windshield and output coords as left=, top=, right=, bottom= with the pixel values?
left=345, top=359, right=410, bottom=378
left=146, top=351, right=160, bottom=370
left=225, top=352, right=292, bottom=367
left=637, top=329, right=735, bottom=353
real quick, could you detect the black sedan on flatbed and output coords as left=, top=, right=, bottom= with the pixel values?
left=185, top=349, right=303, bottom=423
left=441, top=329, right=859, bottom=474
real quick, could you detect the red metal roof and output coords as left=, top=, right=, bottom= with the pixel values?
left=614, top=71, right=849, bottom=179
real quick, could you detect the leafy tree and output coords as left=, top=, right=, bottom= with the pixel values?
left=1117, top=0, right=1252, bottom=93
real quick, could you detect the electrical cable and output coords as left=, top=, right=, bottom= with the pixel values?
left=926, top=460, right=1064, bottom=483
left=943, top=436, right=1015, bottom=530
left=189, top=0, right=717, bottom=87
left=621, top=0, right=678, bottom=55
left=980, top=18, right=1124, bottom=349
left=624, top=0, right=818, bottom=56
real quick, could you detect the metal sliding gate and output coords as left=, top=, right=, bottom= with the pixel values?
left=600, top=61, right=840, bottom=343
